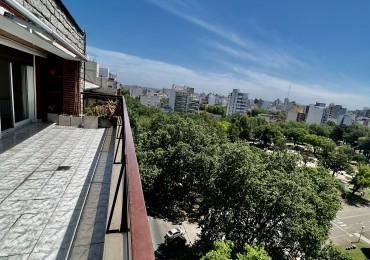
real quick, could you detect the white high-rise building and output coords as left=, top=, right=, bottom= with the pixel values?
left=226, top=89, right=248, bottom=115
left=168, top=85, right=199, bottom=113
left=208, top=94, right=216, bottom=106
left=306, top=104, right=325, bottom=124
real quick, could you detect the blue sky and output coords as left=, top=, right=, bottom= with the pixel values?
left=63, top=0, right=370, bottom=109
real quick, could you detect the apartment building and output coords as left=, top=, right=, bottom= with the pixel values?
left=168, top=85, right=199, bottom=113
left=226, top=89, right=249, bottom=115
left=0, top=0, right=87, bottom=138
left=306, top=104, right=325, bottom=124
left=327, top=103, right=347, bottom=119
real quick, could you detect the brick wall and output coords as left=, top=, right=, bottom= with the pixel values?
left=62, top=60, right=80, bottom=115
left=17, top=0, right=85, bottom=54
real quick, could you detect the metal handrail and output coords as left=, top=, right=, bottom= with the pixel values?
left=87, top=92, right=154, bottom=259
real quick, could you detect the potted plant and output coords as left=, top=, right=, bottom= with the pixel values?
left=83, top=100, right=99, bottom=129
left=71, top=114, right=82, bottom=127
left=58, top=113, right=71, bottom=126
left=83, top=99, right=118, bottom=129
left=47, top=103, right=59, bottom=123
left=101, top=99, right=119, bottom=128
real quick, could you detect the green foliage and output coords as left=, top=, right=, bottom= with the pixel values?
left=343, top=123, right=370, bottom=147
left=308, top=244, right=351, bottom=260
left=254, top=124, right=283, bottom=148
left=201, top=241, right=270, bottom=260
left=322, top=149, right=352, bottom=177
left=197, top=143, right=341, bottom=259
left=304, top=134, right=336, bottom=155
left=237, top=243, right=271, bottom=260
left=357, top=137, right=370, bottom=160
left=309, top=123, right=334, bottom=138
left=201, top=241, right=234, bottom=260
left=202, top=104, right=227, bottom=117
left=350, top=164, right=370, bottom=194
left=125, top=95, right=346, bottom=259
left=226, top=113, right=266, bottom=142
left=251, top=108, right=268, bottom=117
left=286, top=127, right=309, bottom=145
left=330, top=126, right=345, bottom=142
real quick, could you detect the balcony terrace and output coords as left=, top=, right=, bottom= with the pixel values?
left=0, top=95, right=154, bottom=259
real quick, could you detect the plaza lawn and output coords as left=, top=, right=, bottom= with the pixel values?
left=336, top=241, right=370, bottom=260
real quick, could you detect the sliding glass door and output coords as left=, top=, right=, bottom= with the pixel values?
left=0, top=60, right=32, bottom=133
left=0, top=61, right=13, bottom=131
left=12, top=63, right=29, bottom=124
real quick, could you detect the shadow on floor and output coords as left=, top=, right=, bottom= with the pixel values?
left=361, top=248, right=370, bottom=258
left=343, top=193, right=370, bottom=207
left=0, top=122, right=52, bottom=153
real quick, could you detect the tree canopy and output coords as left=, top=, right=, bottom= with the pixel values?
left=201, top=241, right=271, bottom=260
left=197, top=143, right=341, bottom=258
left=125, top=95, right=355, bottom=259
left=350, top=165, right=370, bottom=194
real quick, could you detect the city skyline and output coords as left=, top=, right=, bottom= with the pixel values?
left=64, top=0, right=370, bottom=110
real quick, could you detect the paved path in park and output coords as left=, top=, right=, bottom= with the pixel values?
left=0, top=123, right=105, bottom=259
left=330, top=202, right=370, bottom=247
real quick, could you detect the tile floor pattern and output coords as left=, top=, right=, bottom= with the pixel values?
left=0, top=124, right=105, bottom=259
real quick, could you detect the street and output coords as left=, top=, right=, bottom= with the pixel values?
left=148, top=216, right=200, bottom=251
left=330, top=202, right=370, bottom=246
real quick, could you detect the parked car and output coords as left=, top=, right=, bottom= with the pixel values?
left=165, top=228, right=184, bottom=241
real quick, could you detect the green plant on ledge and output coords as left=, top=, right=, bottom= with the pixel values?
left=84, top=99, right=118, bottom=118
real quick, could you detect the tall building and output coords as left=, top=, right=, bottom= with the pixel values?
left=306, top=104, right=325, bottom=124
left=328, top=103, right=347, bottom=119
left=208, top=93, right=216, bottom=106
left=226, top=89, right=249, bottom=115
left=168, top=85, right=199, bottom=113
left=99, top=67, right=109, bottom=77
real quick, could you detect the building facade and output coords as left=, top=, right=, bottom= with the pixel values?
left=0, top=0, right=87, bottom=138
left=168, top=85, right=199, bottom=113
left=306, top=104, right=325, bottom=124
left=226, top=89, right=248, bottom=115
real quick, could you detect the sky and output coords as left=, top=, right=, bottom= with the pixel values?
left=63, top=0, right=370, bottom=110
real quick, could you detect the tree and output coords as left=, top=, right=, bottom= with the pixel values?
left=304, top=134, right=335, bottom=156
left=308, top=243, right=351, bottom=260
left=201, top=241, right=270, bottom=260
left=309, top=123, right=334, bottom=138
left=322, top=149, right=351, bottom=177
left=304, top=134, right=322, bottom=154
left=350, top=165, right=370, bottom=194
left=197, top=143, right=342, bottom=259
left=237, top=243, right=270, bottom=260
left=330, top=125, right=345, bottom=143
left=201, top=241, right=233, bottom=260
left=205, top=104, right=227, bottom=117
left=254, top=124, right=283, bottom=148
left=251, top=107, right=267, bottom=117
left=357, top=137, right=370, bottom=160
left=343, top=123, right=370, bottom=147
left=286, top=127, right=309, bottom=145
left=160, top=97, right=169, bottom=104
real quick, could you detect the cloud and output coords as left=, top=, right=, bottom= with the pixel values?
left=88, top=46, right=369, bottom=109
left=205, top=41, right=306, bottom=70
left=146, top=0, right=309, bottom=74
left=145, top=0, right=252, bottom=48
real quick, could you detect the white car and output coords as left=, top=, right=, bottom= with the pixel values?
left=165, top=228, right=184, bottom=241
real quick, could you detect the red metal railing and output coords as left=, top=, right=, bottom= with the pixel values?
left=82, top=92, right=154, bottom=259
left=122, top=97, right=155, bottom=259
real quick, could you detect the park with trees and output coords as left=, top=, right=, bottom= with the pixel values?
left=125, top=95, right=370, bottom=259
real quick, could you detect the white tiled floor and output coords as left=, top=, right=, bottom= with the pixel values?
left=0, top=123, right=105, bottom=258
